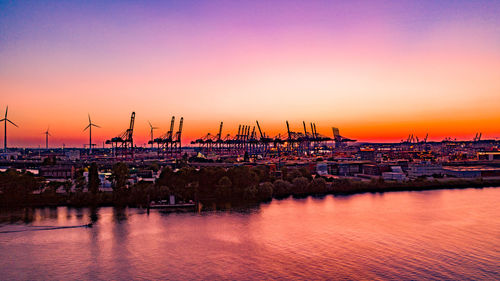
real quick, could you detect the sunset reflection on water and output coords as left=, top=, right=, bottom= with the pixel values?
left=0, top=188, right=499, bottom=280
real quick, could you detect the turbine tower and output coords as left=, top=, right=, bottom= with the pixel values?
left=148, top=121, right=158, bottom=149
left=83, top=114, right=100, bottom=155
left=0, top=106, right=18, bottom=152
left=43, top=126, right=51, bottom=149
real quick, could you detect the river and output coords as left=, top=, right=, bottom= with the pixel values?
left=1, top=187, right=499, bottom=280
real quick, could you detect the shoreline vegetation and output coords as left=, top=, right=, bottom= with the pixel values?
left=1, top=164, right=500, bottom=209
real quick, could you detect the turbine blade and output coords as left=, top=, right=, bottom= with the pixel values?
left=83, top=124, right=90, bottom=131
left=88, top=114, right=91, bottom=123
left=5, top=106, right=8, bottom=118
left=7, top=119, right=18, bottom=127
left=92, top=123, right=100, bottom=128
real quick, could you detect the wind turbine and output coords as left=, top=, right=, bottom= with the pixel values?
left=0, top=106, right=18, bottom=152
left=148, top=121, right=158, bottom=149
left=83, top=114, right=100, bottom=155
left=43, top=126, right=51, bottom=149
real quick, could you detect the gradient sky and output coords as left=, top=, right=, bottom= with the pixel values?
left=1, top=0, right=499, bottom=147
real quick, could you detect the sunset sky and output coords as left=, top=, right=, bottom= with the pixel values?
left=1, top=0, right=499, bottom=147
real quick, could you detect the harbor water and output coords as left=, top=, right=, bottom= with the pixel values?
left=0, top=187, right=499, bottom=280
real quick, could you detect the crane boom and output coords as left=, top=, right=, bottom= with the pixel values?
left=128, top=112, right=135, bottom=137
left=286, top=121, right=291, bottom=139
left=176, top=117, right=183, bottom=141
left=256, top=120, right=264, bottom=138
left=168, top=116, right=175, bottom=137
left=178, top=117, right=183, bottom=133
left=217, top=122, right=223, bottom=140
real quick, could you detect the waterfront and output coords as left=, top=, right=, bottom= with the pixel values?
left=1, top=187, right=499, bottom=280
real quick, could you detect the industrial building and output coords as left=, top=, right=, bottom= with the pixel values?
left=443, top=166, right=500, bottom=178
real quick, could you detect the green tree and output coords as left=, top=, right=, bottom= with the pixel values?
left=285, top=168, right=302, bottom=182
left=157, top=185, right=171, bottom=200
left=308, top=177, right=327, bottom=194
left=129, top=181, right=153, bottom=206
left=292, top=177, right=309, bottom=195
left=88, top=162, right=100, bottom=195
left=0, top=169, right=40, bottom=206
left=273, top=179, right=292, bottom=198
left=227, top=166, right=259, bottom=200
left=198, top=167, right=226, bottom=198
left=74, top=168, right=86, bottom=193
left=156, top=166, right=174, bottom=187
left=257, top=182, right=273, bottom=201
left=280, top=166, right=288, bottom=180
left=215, top=176, right=232, bottom=201
left=111, top=162, right=129, bottom=191
left=243, top=185, right=258, bottom=201
left=251, top=166, right=271, bottom=183
left=298, top=167, right=312, bottom=180
left=174, top=167, right=198, bottom=201
left=63, top=180, right=72, bottom=195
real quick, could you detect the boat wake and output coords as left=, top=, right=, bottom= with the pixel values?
left=0, top=223, right=93, bottom=234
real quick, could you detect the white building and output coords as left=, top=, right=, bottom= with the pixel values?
left=408, top=162, right=442, bottom=178
left=382, top=172, right=406, bottom=182
left=382, top=166, right=407, bottom=181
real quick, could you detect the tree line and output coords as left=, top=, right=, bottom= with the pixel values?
left=1, top=163, right=500, bottom=208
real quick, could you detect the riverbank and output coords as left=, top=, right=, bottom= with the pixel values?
left=323, top=177, right=500, bottom=196
left=2, top=175, right=499, bottom=209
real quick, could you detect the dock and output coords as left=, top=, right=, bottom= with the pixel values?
left=149, top=203, right=196, bottom=210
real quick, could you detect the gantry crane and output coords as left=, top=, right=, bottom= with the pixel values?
left=106, top=112, right=135, bottom=158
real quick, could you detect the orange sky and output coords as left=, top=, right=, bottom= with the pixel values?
left=1, top=1, right=499, bottom=147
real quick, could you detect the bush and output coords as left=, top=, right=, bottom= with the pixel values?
left=111, top=162, right=129, bottom=191
left=243, top=185, right=258, bottom=201
left=292, top=177, right=309, bottom=195
left=298, top=167, right=312, bottom=180
left=215, top=176, right=232, bottom=201
left=88, top=162, right=100, bottom=195
left=285, top=169, right=302, bottom=182
left=257, top=182, right=273, bottom=201
left=273, top=179, right=292, bottom=198
left=308, top=177, right=327, bottom=194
